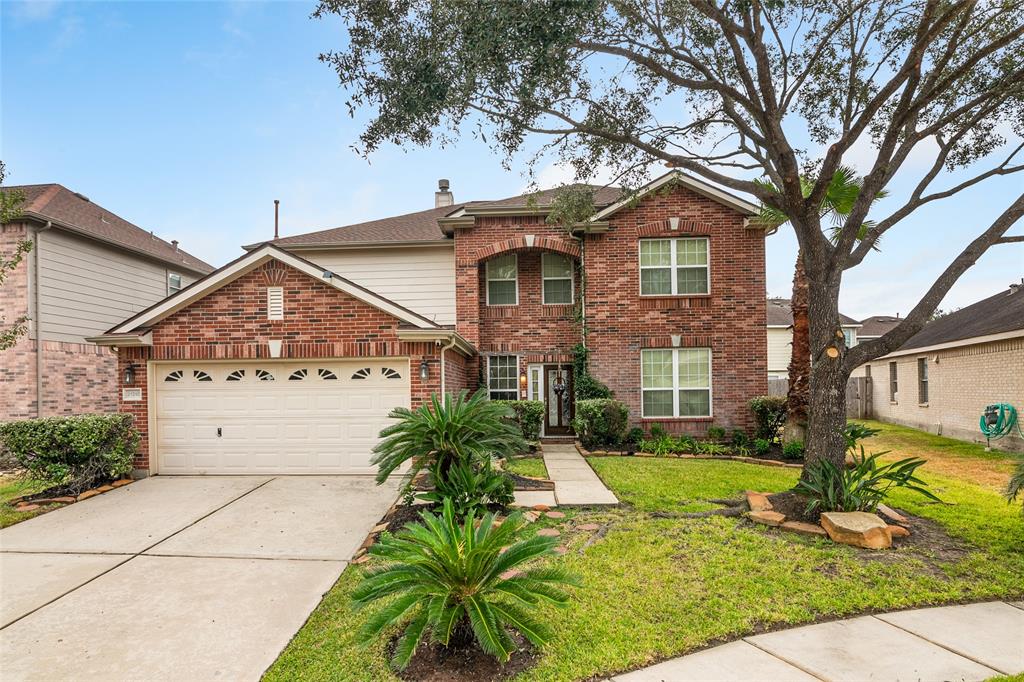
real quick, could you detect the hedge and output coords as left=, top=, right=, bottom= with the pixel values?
left=572, top=399, right=629, bottom=449
left=491, top=400, right=544, bottom=442
left=0, top=414, right=138, bottom=493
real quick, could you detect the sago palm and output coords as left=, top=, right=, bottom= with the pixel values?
left=371, top=389, right=526, bottom=484
left=1007, top=457, right=1024, bottom=513
left=352, top=498, right=578, bottom=670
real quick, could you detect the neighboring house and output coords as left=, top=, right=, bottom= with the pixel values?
left=857, top=314, right=902, bottom=341
left=0, top=184, right=214, bottom=418
left=859, top=285, right=1024, bottom=452
left=766, top=298, right=861, bottom=380
left=91, top=170, right=768, bottom=477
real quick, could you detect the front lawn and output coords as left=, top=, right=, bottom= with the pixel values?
left=267, top=453, right=1024, bottom=681
left=504, top=456, right=549, bottom=480
left=0, top=475, right=50, bottom=528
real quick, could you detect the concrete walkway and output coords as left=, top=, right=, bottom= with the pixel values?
left=613, top=600, right=1024, bottom=682
left=544, top=444, right=618, bottom=505
left=0, top=475, right=399, bottom=681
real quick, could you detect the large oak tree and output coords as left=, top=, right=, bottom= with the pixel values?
left=315, top=0, right=1024, bottom=471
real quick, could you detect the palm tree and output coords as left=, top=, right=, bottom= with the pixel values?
left=758, top=167, right=887, bottom=441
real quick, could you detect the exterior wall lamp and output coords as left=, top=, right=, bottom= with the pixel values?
left=123, top=362, right=137, bottom=386
left=419, top=359, right=430, bottom=381
left=519, top=371, right=528, bottom=388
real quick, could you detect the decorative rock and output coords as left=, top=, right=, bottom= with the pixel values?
left=577, top=523, right=601, bottom=531
left=111, top=479, right=133, bottom=488
left=522, top=511, right=539, bottom=523
left=352, top=554, right=371, bottom=565
left=35, top=496, right=76, bottom=505
left=359, top=534, right=376, bottom=550
left=886, top=524, right=911, bottom=538
left=747, top=510, right=786, bottom=527
left=877, top=503, right=908, bottom=524
left=532, top=504, right=551, bottom=512
left=545, top=511, right=566, bottom=519
left=371, top=523, right=389, bottom=534
left=96, top=485, right=115, bottom=493
left=780, top=521, right=828, bottom=537
left=77, top=490, right=101, bottom=502
left=537, top=528, right=561, bottom=537
left=820, top=511, right=892, bottom=549
left=745, top=491, right=773, bottom=512
left=15, top=504, right=40, bottom=512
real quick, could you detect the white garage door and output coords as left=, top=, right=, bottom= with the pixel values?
left=153, top=360, right=410, bottom=475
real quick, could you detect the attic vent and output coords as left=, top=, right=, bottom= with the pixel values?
left=267, top=287, right=284, bottom=320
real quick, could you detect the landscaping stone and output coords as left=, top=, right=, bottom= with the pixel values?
left=111, top=479, right=133, bottom=488
left=537, top=528, right=560, bottom=537
left=780, top=521, right=827, bottom=537
left=371, top=523, right=389, bottom=534
left=35, top=497, right=76, bottom=505
left=887, top=524, right=911, bottom=538
left=76, top=490, right=101, bottom=502
left=96, top=485, right=115, bottom=493
left=532, top=504, right=551, bottom=512
left=522, top=511, right=539, bottom=523
left=747, top=510, right=786, bottom=527
left=577, top=523, right=601, bottom=531
left=820, top=511, right=892, bottom=549
left=745, top=491, right=773, bottom=512
left=352, top=554, right=370, bottom=565
left=545, top=511, right=566, bottom=519
left=15, top=504, right=40, bottom=512
left=877, top=503, right=908, bottom=524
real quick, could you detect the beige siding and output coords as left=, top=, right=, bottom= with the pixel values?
left=302, top=245, right=456, bottom=325
left=766, top=327, right=791, bottom=377
left=862, top=338, right=1024, bottom=452
left=35, top=229, right=197, bottom=343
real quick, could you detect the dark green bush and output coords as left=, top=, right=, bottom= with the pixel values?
left=571, top=399, right=629, bottom=449
left=625, top=427, right=645, bottom=446
left=730, top=429, right=749, bottom=448
left=749, top=396, right=787, bottom=443
left=491, top=400, right=544, bottom=442
left=0, top=414, right=138, bottom=493
left=706, top=425, right=726, bottom=441
left=782, top=440, right=805, bottom=460
left=753, top=438, right=771, bottom=455
left=649, top=423, right=668, bottom=439
left=420, top=460, right=514, bottom=518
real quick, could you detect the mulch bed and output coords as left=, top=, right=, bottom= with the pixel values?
left=396, top=634, right=537, bottom=682
left=506, top=472, right=554, bottom=491
left=765, top=491, right=820, bottom=524
left=383, top=503, right=433, bottom=534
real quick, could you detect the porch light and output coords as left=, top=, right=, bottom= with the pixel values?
left=123, top=362, right=137, bottom=385
left=419, top=359, right=430, bottom=381
left=519, top=371, right=528, bottom=387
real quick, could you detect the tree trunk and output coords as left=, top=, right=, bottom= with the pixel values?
left=802, top=276, right=850, bottom=475
left=785, top=250, right=810, bottom=442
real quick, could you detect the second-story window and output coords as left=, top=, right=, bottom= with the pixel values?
left=168, top=272, right=182, bottom=295
left=542, top=253, right=573, bottom=304
left=639, top=237, right=709, bottom=296
left=486, top=254, right=518, bottom=305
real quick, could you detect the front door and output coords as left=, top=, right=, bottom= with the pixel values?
left=544, top=365, right=574, bottom=435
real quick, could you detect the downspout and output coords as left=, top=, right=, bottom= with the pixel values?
left=33, top=221, right=52, bottom=418
left=438, top=335, right=457, bottom=396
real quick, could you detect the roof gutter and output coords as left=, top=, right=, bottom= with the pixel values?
left=242, top=239, right=453, bottom=252
left=875, top=328, right=1024, bottom=360
left=395, top=328, right=476, bottom=357
left=86, top=331, right=153, bottom=347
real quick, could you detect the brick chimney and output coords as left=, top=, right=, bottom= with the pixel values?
left=435, top=179, right=453, bottom=208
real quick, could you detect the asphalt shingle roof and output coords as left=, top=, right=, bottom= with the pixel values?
left=767, top=298, right=859, bottom=327
left=2, top=184, right=213, bottom=274
left=858, top=315, right=902, bottom=338
left=898, top=286, right=1024, bottom=350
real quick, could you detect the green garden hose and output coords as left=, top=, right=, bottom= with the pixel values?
left=979, top=403, right=1024, bottom=443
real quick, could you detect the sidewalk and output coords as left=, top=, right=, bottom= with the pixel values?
left=544, top=444, right=618, bottom=505
left=612, top=601, right=1024, bottom=681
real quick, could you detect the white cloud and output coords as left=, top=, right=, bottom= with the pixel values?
left=8, top=0, right=60, bottom=22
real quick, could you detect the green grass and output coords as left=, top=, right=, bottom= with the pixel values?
left=505, top=456, right=549, bottom=480
left=0, top=475, right=51, bottom=528
left=266, top=454, right=1024, bottom=682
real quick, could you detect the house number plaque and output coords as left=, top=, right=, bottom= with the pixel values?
left=122, top=388, right=143, bottom=402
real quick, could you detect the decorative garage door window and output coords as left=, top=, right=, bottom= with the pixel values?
left=351, top=367, right=372, bottom=380
left=288, top=369, right=308, bottom=381
left=164, top=370, right=185, bottom=382
left=193, top=370, right=213, bottom=382
left=318, top=369, right=338, bottom=380
left=256, top=369, right=275, bottom=381
left=226, top=370, right=246, bottom=381
left=382, top=367, right=402, bottom=379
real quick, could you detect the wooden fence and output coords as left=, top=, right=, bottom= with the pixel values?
left=767, top=378, right=788, bottom=397
left=764, top=376, right=873, bottom=419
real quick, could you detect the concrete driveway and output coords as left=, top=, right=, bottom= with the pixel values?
left=0, top=475, right=399, bottom=681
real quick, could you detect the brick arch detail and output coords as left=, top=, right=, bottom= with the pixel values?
left=472, top=235, right=581, bottom=263
left=637, top=218, right=714, bottom=237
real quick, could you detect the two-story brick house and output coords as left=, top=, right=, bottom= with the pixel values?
left=91, top=171, right=767, bottom=477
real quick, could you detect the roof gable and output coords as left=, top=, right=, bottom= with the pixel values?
left=590, top=171, right=759, bottom=221
left=105, top=243, right=441, bottom=335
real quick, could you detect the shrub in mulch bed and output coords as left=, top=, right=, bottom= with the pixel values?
left=393, top=631, right=537, bottom=682
left=9, top=476, right=135, bottom=512
left=578, top=444, right=803, bottom=469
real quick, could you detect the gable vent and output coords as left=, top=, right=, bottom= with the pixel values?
left=267, top=287, right=284, bottom=320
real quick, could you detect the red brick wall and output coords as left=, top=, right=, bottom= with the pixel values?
left=116, top=261, right=459, bottom=470
left=1, top=223, right=34, bottom=418
left=453, top=185, right=766, bottom=434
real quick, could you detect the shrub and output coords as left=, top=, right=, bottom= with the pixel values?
left=625, top=427, right=645, bottom=446
left=352, top=499, right=578, bottom=669
left=372, top=390, right=526, bottom=484
left=753, top=438, right=771, bottom=456
left=649, top=423, right=668, bottom=439
left=730, top=429, right=749, bottom=448
left=571, top=399, right=629, bottom=449
left=795, top=447, right=941, bottom=514
left=675, top=434, right=697, bottom=453
left=696, top=441, right=729, bottom=456
left=640, top=435, right=676, bottom=457
left=0, top=414, right=138, bottom=493
left=782, top=440, right=805, bottom=460
left=491, top=400, right=544, bottom=442
left=706, top=426, right=726, bottom=441
left=749, top=395, right=787, bottom=443
left=419, top=460, right=514, bottom=518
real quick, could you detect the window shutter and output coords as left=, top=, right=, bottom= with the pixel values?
left=267, top=287, right=284, bottom=320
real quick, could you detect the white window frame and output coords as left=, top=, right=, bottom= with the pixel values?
left=526, top=364, right=542, bottom=401
left=638, top=237, right=710, bottom=296
left=843, top=328, right=856, bottom=347
left=487, top=355, right=519, bottom=400
left=541, top=252, right=574, bottom=305
left=167, top=272, right=183, bottom=295
left=485, top=254, right=518, bottom=306
left=917, top=357, right=929, bottom=405
left=640, top=348, right=713, bottom=418
left=267, top=286, right=284, bottom=321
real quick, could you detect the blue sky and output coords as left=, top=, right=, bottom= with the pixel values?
left=2, top=0, right=1021, bottom=320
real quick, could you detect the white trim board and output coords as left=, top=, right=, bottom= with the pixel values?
left=590, top=170, right=759, bottom=221
left=104, top=243, right=441, bottom=336
left=874, top=328, right=1024, bottom=359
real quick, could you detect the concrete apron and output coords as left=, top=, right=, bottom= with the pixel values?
left=0, top=475, right=400, bottom=681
